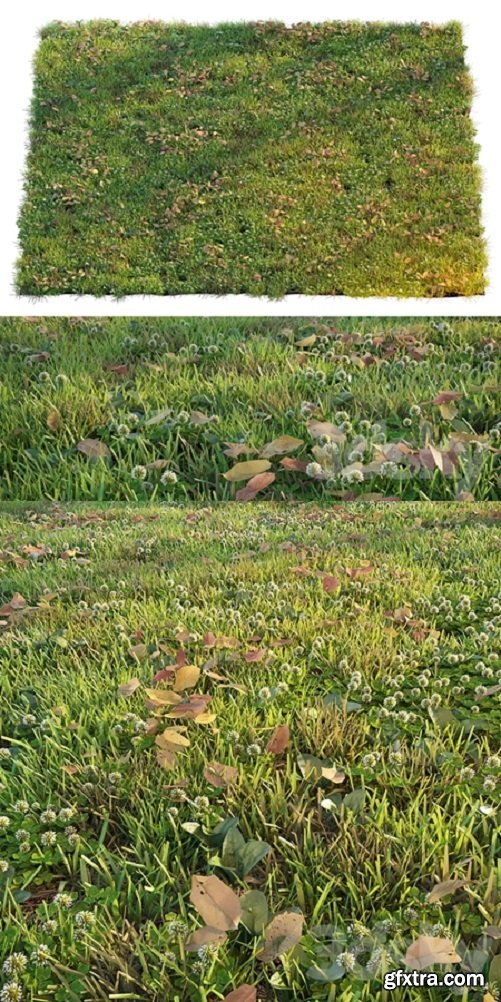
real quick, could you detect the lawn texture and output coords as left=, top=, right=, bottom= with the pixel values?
left=0, top=502, right=500, bottom=1000
left=0, top=317, right=499, bottom=503
left=17, top=20, right=485, bottom=297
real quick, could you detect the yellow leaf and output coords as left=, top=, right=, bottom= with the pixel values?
left=173, top=665, right=201, bottom=692
left=223, top=460, right=271, bottom=483
left=145, top=688, right=182, bottom=706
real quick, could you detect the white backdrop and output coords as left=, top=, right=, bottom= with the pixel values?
left=1, top=0, right=500, bottom=317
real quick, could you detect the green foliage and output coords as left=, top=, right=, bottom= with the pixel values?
left=18, top=20, right=485, bottom=296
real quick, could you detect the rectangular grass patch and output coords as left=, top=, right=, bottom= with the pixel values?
left=0, top=317, right=499, bottom=501
left=18, top=20, right=485, bottom=296
left=0, top=501, right=499, bottom=1000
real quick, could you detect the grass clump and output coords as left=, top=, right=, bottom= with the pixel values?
left=0, top=501, right=499, bottom=999
left=0, top=317, right=499, bottom=503
left=18, top=20, right=485, bottom=296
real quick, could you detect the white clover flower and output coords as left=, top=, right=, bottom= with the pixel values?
left=193, top=796, right=209, bottom=811
left=53, top=892, right=73, bottom=908
left=160, top=469, right=178, bottom=485
left=131, top=465, right=147, bottom=481
left=58, top=807, right=75, bottom=822
left=75, top=910, right=95, bottom=928
left=30, top=944, right=50, bottom=965
left=0, top=983, right=24, bottom=1002
left=2, top=954, right=28, bottom=978
left=335, top=951, right=356, bottom=972
left=41, top=831, right=57, bottom=847
left=305, top=461, right=324, bottom=480
left=0, top=816, right=10, bottom=830
left=0, top=749, right=12, bottom=760
left=0, top=860, right=9, bottom=873
left=409, top=404, right=421, bottom=417
left=40, top=809, right=57, bottom=825
left=343, top=469, right=364, bottom=484
left=13, top=801, right=29, bottom=814
left=380, top=461, right=399, bottom=478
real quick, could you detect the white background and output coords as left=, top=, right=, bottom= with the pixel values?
left=1, top=0, right=500, bottom=318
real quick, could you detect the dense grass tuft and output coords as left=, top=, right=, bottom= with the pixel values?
left=0, top=502, right=499, bottom=1000
left=0, top=317, right=499, bottom=503
left=18, top=20, right=485, bottom=296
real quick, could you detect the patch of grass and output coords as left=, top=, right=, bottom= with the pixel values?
left=0, top=502, right=499, bottom=1000
left=17, top=20, right=485, bottom=296
left=0, top=317, right=499, bottom=502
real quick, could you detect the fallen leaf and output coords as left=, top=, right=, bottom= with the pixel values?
left=428, top=879, right=471, bottom=903
left=224, top=986, right=257, bottom=1002
left=244, top=648, right=266, bottom=663
left=145, top=407, right=171, bottom=426
left=186, top=926, right=228, bottom=951
left=306, top=420, right=345, bottom=443
left=106, top=363, right=130, bottom=377
left=224, top=460, right=272, bottom=483
left=404, top=935, right=461, bottom=970
left=280, top=457, right=309, bottom=472
left=204, top=761, right=238, bottom=788
left=173, top=665, right=201, bottom=692
left=260, top=435, right=303, bottom=459
left=258, top=911, right=304, bottom=962
left=432, top=391, right=462, bottom=405
left=117, top=678, right=141, bottom=698
left=155, top=727, right=190, bottom=769
left=0, top=593, right=27, bottom=617
left=236, top=472, right=275, bottom=501
left=266, top=724, right=290, bottom=755
left=76, top=438, right=110, bottom=459
left=322, top=575, right=340, bottom=593
left=223, top=442, right=258, bottom=459
left=190, top=875, right=241, bottom=931
left=47, top=410, right=60, bottom=431
left=190, top=410, right=212, bottom=425
left=128, top=643, right=149, bottom=661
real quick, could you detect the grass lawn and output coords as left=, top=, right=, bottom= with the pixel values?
left=0, top=501, right=499, bottom=1001
left=0, top=317, right=499, bottom=503
left=17, top=20, right=485, bottom=297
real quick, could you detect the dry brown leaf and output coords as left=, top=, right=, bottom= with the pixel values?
left=266, top=724, right=290, bottom=755
left=280, top=457, right=309, bottom=472
left=223, top=443, right=258, bottom=459
left=244, top=649, right=266, bottom=663
left=236, top=471, right=275, bottom=502
left=223, top=986, right=257, bottom=1002
left=258, top=911, right=304, bottom=962
left=190, top=410, right=212, bottom=425
left=432, top=391, right=462, bottom=405
left=190, top=875, right=241, bottom=931
left=428, top=879, right=471, bottom=903
left=306, top=420, right=345, bottom=443
left=404, top=935, right=461, bottom=970
left=260, top=435, right=303, bottom=459
left=128, top=643, right=149, bottom=661
left=76, top=438, right=110, bottom=459
left=186, top=926, right=228, bottom=951
left=117, top=678, right=141, bottom=698
left=223, top=460, right=272, bottom=483
left=322, top=575, right=340, bottom=593
left=155, top=727, right=190, bottom=769
left=204, top=761, right=238, bottom=788
left=0, top=593, right=28, bottom=617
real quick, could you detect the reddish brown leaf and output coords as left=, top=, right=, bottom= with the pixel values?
left=322, top=575, right=340, bottom=593
left=236, top=471, right=275, bottom=502
left=266, top=724, right=290, bottom=755
left=204, top=761, right=238, bottom=788
left=280, top=457, right=309, bottom=472
left=76, top=438, right=110, bottom=459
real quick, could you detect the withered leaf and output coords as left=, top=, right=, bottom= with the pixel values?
left=258, top=911, right=304, bottom=962
left=404, top=936, right=461, bottom=970
left=186, top=926, right=228, bottom=951
left=173, top=665, right=201, bottom=692
left=236, top=471, right=275, bottom=502
left=190, top=410, right=212, bottom=425
left=76, top=438, right=110, bottom=459
left=224, top=460, right=272, bottom=483
left=47, top=410, right=60, bottom=431
left=306, top=420, right=345, bottom=443
left=266, top=724, right=290, bottom=755
left=260, top=435, right=303, bottom=459
left=117, top=678, right=141, bottom=698
left=322, top=575, right=340, bottom=593
left=223, top=986, right=257, bottom=1002
left=204, top=761, right=238, bottom=788
left=190, top=874, right=241, bottom=931
left=428, top=879, right=471, bottom=903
